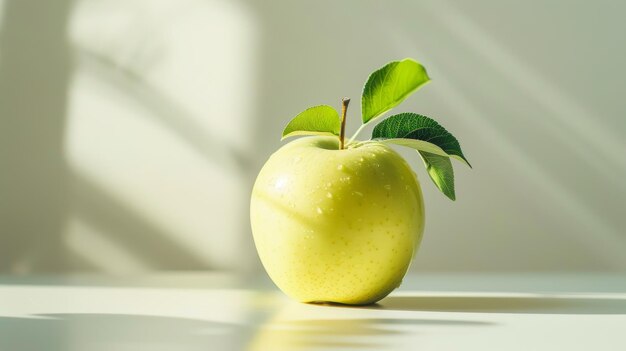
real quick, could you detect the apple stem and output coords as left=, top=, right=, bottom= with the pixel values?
left=340, top=97, right=350, bottom=149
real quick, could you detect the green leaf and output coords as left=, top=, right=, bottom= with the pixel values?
left=419, top=151, right=456, bottom=200
left=371, top=112, right=471, bottom=167
left=371, top=112, right=469, bottom=200
left=361, top=58, right=430, bottom=125
left=281, top=105, right=340, bottom=140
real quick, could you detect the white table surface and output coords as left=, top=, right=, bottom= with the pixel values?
left=1, top=273, right=625, bottom=351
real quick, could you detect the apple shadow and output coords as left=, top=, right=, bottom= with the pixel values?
left=367, top=295, right=626, bottom=315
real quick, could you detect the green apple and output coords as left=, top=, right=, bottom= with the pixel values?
left=251, top=136, right=424, bottom=304
left=250, top=59, right=470, bottom=305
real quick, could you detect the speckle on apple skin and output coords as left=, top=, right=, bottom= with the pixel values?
left=250, top=136, right=424, bottom=305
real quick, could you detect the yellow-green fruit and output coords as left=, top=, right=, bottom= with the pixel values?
left=250, top=136, right=424, bottom=305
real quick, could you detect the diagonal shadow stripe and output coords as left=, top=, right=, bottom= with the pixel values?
left=75, top=47, right=255, bottom=177
left=70, top=172, right=213, bottom=270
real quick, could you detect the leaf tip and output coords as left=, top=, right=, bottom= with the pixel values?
left=451, top=155, right=472, bottom=169
left=402, top=57, right=431, bottom=80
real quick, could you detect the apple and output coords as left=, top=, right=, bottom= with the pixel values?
left=251, top=136, right=424, bottom=304
left=250, top=59, right=469, bottom=305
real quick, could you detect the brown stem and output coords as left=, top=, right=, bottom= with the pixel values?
left=340, top=97, right=350, bottom=149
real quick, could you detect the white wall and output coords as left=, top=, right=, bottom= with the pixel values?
left=0, top=0, right=624, bottom=273
left=243, top=0, right=626, bottom=272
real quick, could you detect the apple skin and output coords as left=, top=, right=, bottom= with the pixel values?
left=250, top=136, right=424, bottom=305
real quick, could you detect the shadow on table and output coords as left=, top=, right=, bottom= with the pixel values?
left=247, top=317, right=494, bottom=351
left=370, top=295, right=626, bottom=315
left=0, top=313, right=493, bottom=351
left=0, top=314, right=247, bottom=351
